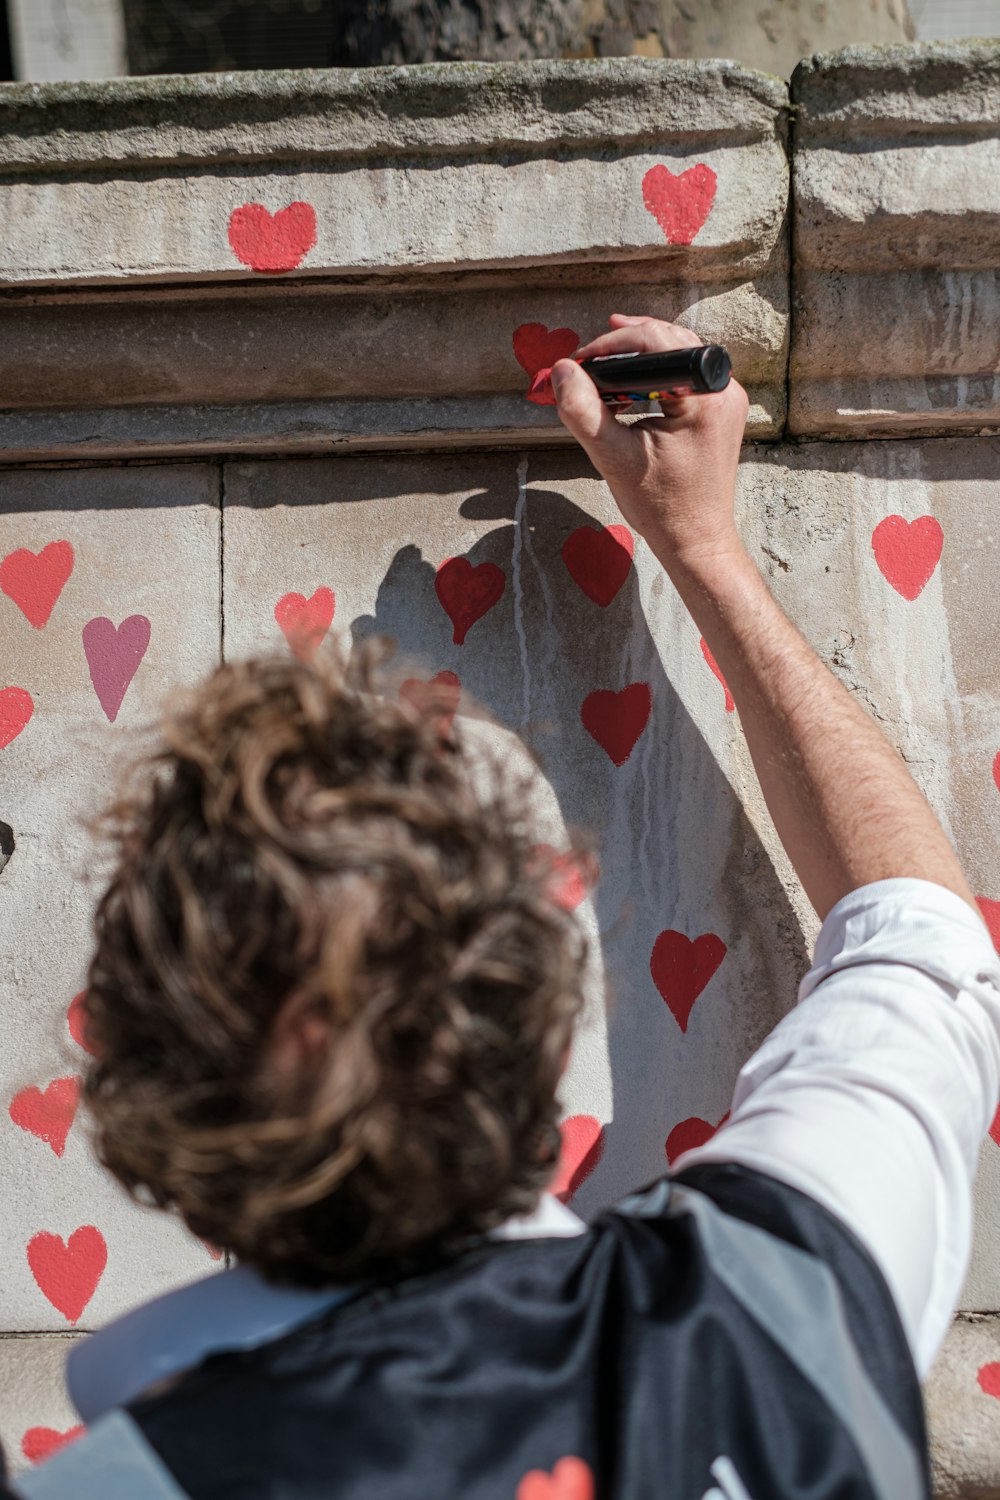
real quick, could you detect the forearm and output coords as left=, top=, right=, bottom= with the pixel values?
left=659, top=538, right=979, bottom=924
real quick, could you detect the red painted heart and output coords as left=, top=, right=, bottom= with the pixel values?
left=700, top=637, right=734, bottom=712
left=580, top=683, right=651, bottom=766
left=0, top=541, right=74, bottom=629
left=642, top=162, right=717, bottom=245
left=27, top=1225, right=107, bottom=1324
left=21, top=1426, right=86, bottom=1465
left=435, top=558, right=505, bottom=645
left=82, top=616, right=150, bottom=723
left=977, top=897, right=1000, bottom=954
left=513, top=322, right=580, bottom=377
left=9, top=1077, right=80, bottom=1158
left=871, top=515, right=943, bottom=600
left=651, top=929, right=727, bottom=1032
left=665, top=1111, right=730, bottom=1166
left=531, top=844, right=599, bottom=912
left=399, top=670, right=462, bottom=736
left=562, top=524, right=634, bottom=607
left=517, top=1457, right=595, bottom=1500
left=989, top=1103, right=1000, bottom=1150
left=67, top=992, right=98, bottom=1056
left=0, top=686, right=33, bottom=749
left=551, top=1116, right=605, bottom=1203
left=978, top=1362, right=1000, bottom=1401
left=227, top=202, right=317, bottom=274
left=274, top=588, right=335, bottom=660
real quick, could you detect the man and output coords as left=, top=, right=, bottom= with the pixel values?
left=6, top=316, right=999, bottom=1499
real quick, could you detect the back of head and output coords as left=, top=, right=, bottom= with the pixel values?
left=80, top=642, right=585, bottom=1286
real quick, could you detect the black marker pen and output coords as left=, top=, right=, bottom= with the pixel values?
left=579, top=345, right=732, bottom=404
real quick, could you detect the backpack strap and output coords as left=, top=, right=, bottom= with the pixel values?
left=663, top=1182, right=926, bottom=1500
left=12, top=1411, right=188, bottom=1499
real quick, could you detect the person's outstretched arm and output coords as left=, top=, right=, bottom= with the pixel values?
left=552, top=316, right=1000, bottom=1375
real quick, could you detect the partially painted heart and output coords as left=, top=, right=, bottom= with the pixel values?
left=27, top=1225, right=107, bottom=1324
left=977, top=1363, right=1000, bottom=1401
left=0, top=686, right=33, bottom=749
left=0, top=541, right=74, bottom=628
left=435, top=557, right=505, bottom=645
left=665, top=1111, right=730, bottom=1166
left=228, top=202, right=317, bottom=274
left=82, top=616, right=150, bottom=723
left=399, top=670, right=462, bottom=736
left=700, top=637, right=734, bottom=712
left=9, top=1077, right=80, bottom=1157
left=642, top=163, right=717, bottom=245
left=562, top=524, right=634, bottom=607
left=274, top=588, right=335, bottom=659
left=651, top=929, right=727, bottom=1032
left=21, top=1426, right=86, bottom=1465
left=517, top=1457, right=595, bottom=1500
left=513, top=323, right=580, bottom=377
left=977, top=896, right=1000, bottom=954
left=531, top=844, right=599, bottom=912
left=580, top=683, right=651, bottom=766
left=551, top=1115, right=605, bottom=1203
left=68, top=992, right=98, bottom=1056
left=871, top=515, right=943, bottom=600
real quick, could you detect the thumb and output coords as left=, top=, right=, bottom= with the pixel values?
left=550, top=359, right=626, bottom=467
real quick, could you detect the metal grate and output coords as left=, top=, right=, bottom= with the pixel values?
left=122, top=0, right=337, bottom=76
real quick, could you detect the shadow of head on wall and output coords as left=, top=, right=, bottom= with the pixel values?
left=350, top=450, right=807, bottom=1211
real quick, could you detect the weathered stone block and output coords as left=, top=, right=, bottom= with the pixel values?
left=0, top=1336, right=83, bottom=1481
left=790, top=43, right=1000, bottom=436
left=0, top=466, right=224, bottom=1332
left=926, top=1315, right=1000, bottom=1499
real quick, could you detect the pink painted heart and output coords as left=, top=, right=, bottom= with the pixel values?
left=871, top=515, right=943, bottom=600
left=642, top=162, right=717, bottom=245
left=0, top=541, right=74, bottom=629
left=531, top=844, right=599, bottom=912
left=27, top=1225, right=107, bottom=1324
left=651, top=929, right=727, bottom=1032
left=517, top=1457, right=595, bottom=1500
left=581, top=683, right=651, bottom=766
left=993, top=750, right=1000, bottom=799
left=82, top=616, right=150, bottom=723
left=9, top=1077, right=80, bottom=1158
left=435, top=557, right=505, bottom=645
left=977, top=897, right=1000, bottom=954
left=274, top=587, right=335, bottom=660
left=978, top=1362, right=1000, bottom=1401
left=227, top=201, right=317, bottom=274
left=562, top=524, right=634, bottom=607
left=700, top=637, right=734, bottom=712
left=67, top=991, right=98, bottom=1056
left=0, top=686, right=33, bottom=749
left=513, top=322, right=580, bottom=377
left=665, top=1111, right=730, bottom=1166
left=551, top=1116, right=605, bottom=1203
left=399, top=670, right=462, bottom=736
left=21, top=1426, right=86, bottom=1465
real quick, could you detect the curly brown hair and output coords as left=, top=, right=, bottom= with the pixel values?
left=81, top=642, right=586, bottom=1286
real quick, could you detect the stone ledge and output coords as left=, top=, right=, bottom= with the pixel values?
left=926, top=1315, right=1000, bottom=1499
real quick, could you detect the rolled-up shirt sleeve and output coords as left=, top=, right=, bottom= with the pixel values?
left=674, top=877, right=1000, bottom=1377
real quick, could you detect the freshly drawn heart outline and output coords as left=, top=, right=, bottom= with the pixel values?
left=67, top=992, right=98, bottom=1056
left=642, top=162, right=717, bottom=245
left=27, top=1225, right=107, bottom=1324
left=562, top=524, right=634, bottom=607
left=21, top=1426, right=86, bottom=1465
left=0, top=686, right=34, bottom=749
left=978, top=1362, right=1000, bottom=1401
left=435, top=557, right=506, bottom=645
left=976, top=897, right=1000, bottom=954
left=513, top=323, right=580, bottom=377
left=651, top=929, right=727, bottom=1032
left=82, top=616, right=150, bottom=723
left=531, top=844, right=599, bottom=912
left=9, top=1077, right=80, bottom=1158
left=871, top=515, right=943, bottom=600
left=274, top=587, right=336, bottom=660
left=665, top=1111, right=730, bottom=1166
left=227, top=202, right=318, bottom=274
left=516, top=1456, right=595, bottom=1500
left=550, top=1116, right=605, bottom=1203
left=580, top=683, right=651, bottom=766
left=700, top=636, right=734, bottom=712
left=0, top=541, right=74, bottom=629
left=399, top=670, right=462, bottom=736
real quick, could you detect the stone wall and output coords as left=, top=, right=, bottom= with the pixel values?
left=0, top=45, right=997, bottom=1495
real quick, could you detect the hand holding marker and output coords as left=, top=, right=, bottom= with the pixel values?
left=527, top=344, right=732, bottom=406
